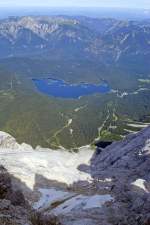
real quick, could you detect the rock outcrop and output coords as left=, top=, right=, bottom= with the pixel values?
left=0, top=128, right=150, bottom=225
left=91, top=126, right=150, bottom=225
left=91, top=126, right=150, bottom=181
left=0, top=166, right=32, bottom=225
left=0, top=131, right=20, bottom=149
left=0, top=165, right=62, bottom=225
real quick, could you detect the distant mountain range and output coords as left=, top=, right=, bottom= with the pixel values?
left=0, top=16, right=149, bottom=70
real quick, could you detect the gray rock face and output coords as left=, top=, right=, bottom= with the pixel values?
left=91, top=126, right=150, bottom=182
left=0, top=166, right=61, bottom=225
left=0, top=166, right=11, bottom=199
left=0, top=166, right=32, bottom=225
left=90, top=126, right=150, bottom=225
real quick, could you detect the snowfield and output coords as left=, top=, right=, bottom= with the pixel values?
left=0, top=147, right=93, bottom=189
left=0, top=131, right=115, bottom=220
left=0, top=130, right=94, bottom=190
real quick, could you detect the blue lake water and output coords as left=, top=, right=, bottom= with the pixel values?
left=32, top=78, right=111, bottom=99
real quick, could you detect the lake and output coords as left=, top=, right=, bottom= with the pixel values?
left=32, top=78, right=111, bottom=99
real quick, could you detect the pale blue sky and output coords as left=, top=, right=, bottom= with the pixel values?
left=0, top=0, right=150, bottom=9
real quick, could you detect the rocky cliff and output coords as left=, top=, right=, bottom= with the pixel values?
left=91, top=126, right=150, bottom=225
left=0, top=165, right=32, bottom=225
left=0, top=128, right=150, bottom=225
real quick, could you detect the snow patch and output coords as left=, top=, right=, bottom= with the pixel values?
left=68, top=119, right=72, bottom=126
left=51, top=194, right=113, bottom=215
left=34, top=188, right=75, bottom=210
left=132, top=179, right=148, bottom=192
left=70, top=129, right=73, bottom=135
left=127, top=123, right=148, bottom=128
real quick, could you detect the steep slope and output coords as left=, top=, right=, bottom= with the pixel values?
left=0, top=165, right=62, bottom=225
left=0, top=128, right=149, bottom=225
left=92, top=126, right=150, bottom=180
left=0, top=165, right=32, bottom=225
left=91, top=126, right=150, bottom=225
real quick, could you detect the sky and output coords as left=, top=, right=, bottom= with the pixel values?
left=0, top=0, right=150, bottom=9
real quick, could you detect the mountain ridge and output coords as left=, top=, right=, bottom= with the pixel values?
left=0, top=15, right=150, bottom=66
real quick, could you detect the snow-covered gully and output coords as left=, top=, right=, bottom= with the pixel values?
left=0, top=129, right=150, bottom=225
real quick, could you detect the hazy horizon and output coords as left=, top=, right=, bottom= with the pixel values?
left=0, top=6, right=150, bottom=21
left=0, top=0, right=150, bottom=10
